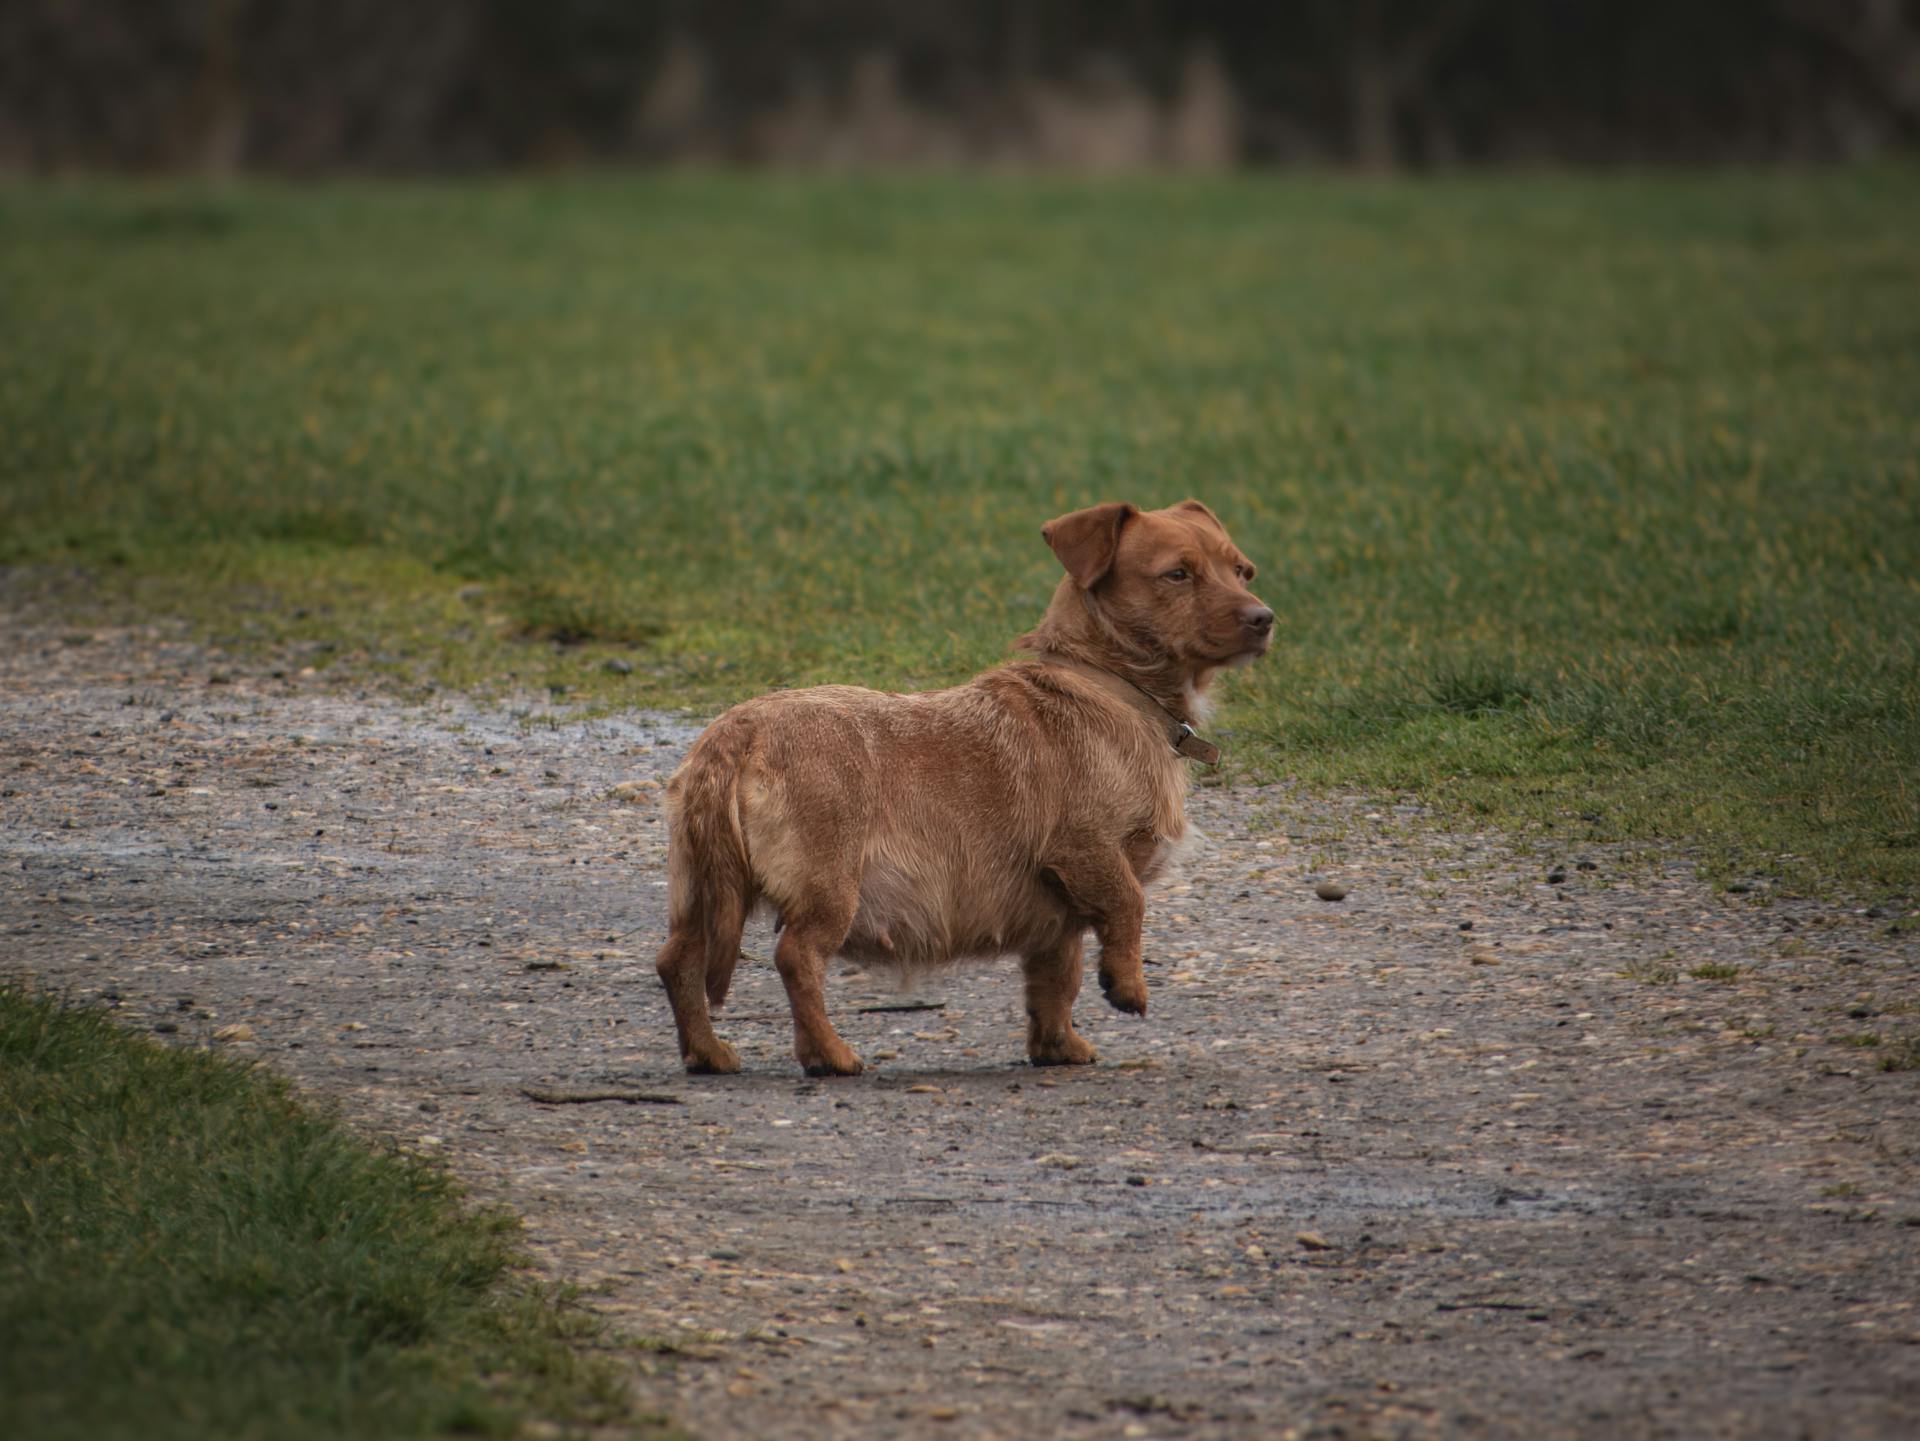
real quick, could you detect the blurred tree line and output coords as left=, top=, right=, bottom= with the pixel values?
left=3, top=0, right=1916, bottom=173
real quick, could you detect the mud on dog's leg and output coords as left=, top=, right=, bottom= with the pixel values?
left=1021, top=931, right=1099, bottom=1065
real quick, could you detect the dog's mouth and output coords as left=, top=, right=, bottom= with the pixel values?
left=1198, top=634, right=1272, bottom=669
left=1229, top=627, right=1276, bottom=661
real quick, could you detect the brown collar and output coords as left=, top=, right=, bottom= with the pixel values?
left=1040, top=656, right=1222, bottom=765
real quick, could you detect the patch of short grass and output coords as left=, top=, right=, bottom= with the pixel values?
left=1621, top=958, right=1681, bottom=986
left=1878, top=1037, right=1920, bottom=1073
left=0, top=986, right=669, bottom=1441
left=1688, top=963, right=1742, bottom=981
left=2, top=171, right=1916, bottom=896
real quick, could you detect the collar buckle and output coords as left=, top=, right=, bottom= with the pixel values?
left=1174, top=722, right=1221, bottom=766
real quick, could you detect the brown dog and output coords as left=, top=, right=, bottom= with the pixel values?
left=653, top=500, right=1272, bottom=1076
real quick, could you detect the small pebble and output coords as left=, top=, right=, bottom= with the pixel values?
left=1314, top=882, right=1347, bottom=902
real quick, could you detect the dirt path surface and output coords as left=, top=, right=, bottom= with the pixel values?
left=5, top=608, right=1919, bottom=1441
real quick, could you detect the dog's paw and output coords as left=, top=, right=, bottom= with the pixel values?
left=684, top=1039, right=741, bottom=1075
left=1098, top=967, right=1148, bottom=1016
left=1029, top=1030, right=1099, bottom=1066
left=798, top=1038, right=865, bottom=1077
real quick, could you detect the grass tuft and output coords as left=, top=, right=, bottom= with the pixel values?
left=1688, top=963, right=1742, bottom=982
left=500, top=577, right=666, bottom=648
left=1878, top=1038, right=1920, bottom=1073
left=1620, top=959, right=1681, bottom=986
left=1424, top=661, right=1537, bottom=719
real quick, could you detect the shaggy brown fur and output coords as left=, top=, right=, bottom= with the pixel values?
left=653, top=500, right=1272, bottom=1076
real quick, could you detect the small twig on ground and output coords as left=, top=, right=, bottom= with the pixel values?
left=856, top=1000, right=947, bottom=1014
left=521, top=1087, right=684, bottom=1106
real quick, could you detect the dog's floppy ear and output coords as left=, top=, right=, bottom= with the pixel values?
left=1173, top=499, right=1224, bottom=531
left=1042, top=502, right=1138, bottom=589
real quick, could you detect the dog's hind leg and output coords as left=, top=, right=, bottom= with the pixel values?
left=1021, top=931, right=1099, bottom=1066
left=772, top=895, right=864, bottom=1077
left=656, top=926, right=741, bottom=1074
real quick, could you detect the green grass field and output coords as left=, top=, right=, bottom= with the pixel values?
left=2, top=172, right=1917, bottom=895
left=0, top=986, right=664, bottom=1441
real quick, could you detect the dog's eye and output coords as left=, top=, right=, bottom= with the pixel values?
left=1236, top=565, right=1254, bottom=582
left=1164, top=568, right=1190, bottom=582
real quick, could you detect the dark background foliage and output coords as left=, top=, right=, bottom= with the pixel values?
left=4, top=0, right=1917, bottom=174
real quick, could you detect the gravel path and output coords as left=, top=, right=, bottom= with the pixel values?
left=5, top=606, right=1918, bottom=1440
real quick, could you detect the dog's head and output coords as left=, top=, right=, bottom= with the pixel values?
left=1041, top=500, right=1273, bottom=669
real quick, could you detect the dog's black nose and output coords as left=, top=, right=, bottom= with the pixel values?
left=1242, top=606, right=1275, bottom=634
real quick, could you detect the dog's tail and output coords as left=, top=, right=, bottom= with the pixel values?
left=660, top=731, right=755, bottom=1011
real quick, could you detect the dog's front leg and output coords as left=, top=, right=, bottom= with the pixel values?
left=1045, top=851, right=1149, bottom=1016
